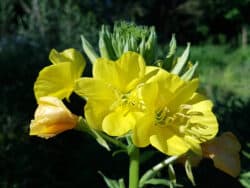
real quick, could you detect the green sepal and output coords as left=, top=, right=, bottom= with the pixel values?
left=99, top=25, right=117, bottom=60
left=81, top=35, right=99, bottom=64
left=171, top=42, right=190, bottom=75
left=162, top=34, right=177, bottom=71
left=181, top=61, right=199, bottom=81
left=144, top=27, right=157, bottom=65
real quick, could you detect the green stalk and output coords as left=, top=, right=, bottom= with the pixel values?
left=129, top=146, right=140, bottom=188
left=99, top=132, right=127, bottom=150
left=139, top=155, right=178, bottom=187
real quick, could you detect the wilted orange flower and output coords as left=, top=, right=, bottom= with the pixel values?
left=202, top=132, right=241, bottom=177
left=29, top=96, right=78, bottom=139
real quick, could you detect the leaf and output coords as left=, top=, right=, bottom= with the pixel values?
left=168, top=164, right=176, bottom=184
left=185, top=160, right=196, bottom=186
left=98, top=171, right=121, bottom=188
left=163, top=34, right=177, bottom=71
left=143, top=178, right=171, bottom=186
left=75, top=118, right=110, bottom=151
left=171, top=43, right=190, bottom=75
left=181, top=61, right=199, bottom=81
left=99, top=25, right=117, bottom=60
left=240, top=172, right=250, bottom=188
left=81, top=35, right=99, bottom=64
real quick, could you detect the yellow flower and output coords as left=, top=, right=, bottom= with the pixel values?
left=74, top=51, right=156, bottom=136
left=34, top=48, right=86, bottom=101
left=132, top=67, right=218, bottom=156
left=202, top=132, right=241, bottom=177
left=30, top=96, right=78, bottom=139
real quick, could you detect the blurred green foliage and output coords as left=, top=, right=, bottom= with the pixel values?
left=0, top=0, right=250, bottom=187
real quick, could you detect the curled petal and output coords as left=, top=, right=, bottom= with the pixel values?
left=30, top=96, right=78, bottom=139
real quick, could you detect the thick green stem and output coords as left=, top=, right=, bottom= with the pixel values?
left=129, top=146, right=140, bottom=188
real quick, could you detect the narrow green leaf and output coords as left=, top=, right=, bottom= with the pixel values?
left=118, top=179, right=126, bottom=188
left=143, top=178, right=171, bottom=186
left=185, top=160, right=196, bottom=186
left=81, top=35, right=99, bottom=64
left=98, top=171, right=120, bottom=188
left=181, top=61, right=199, bottom=81
left=168, top=164, right=176, bottom=184
left=171, top=42, right=190, bottom=75
left=75, top=118, right=110, bottom=151
left=166, top=34, right=177, bottom=59
left=162, top=34, right=177, bottom=71
left=92, top=128, right=111, bottom=151
left=99, top=25, right=117, bottom=60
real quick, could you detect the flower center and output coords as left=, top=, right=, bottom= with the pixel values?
left=155, top=107, right=170, bottom=125
left=120, top=92, right=146, bottom=111
left=110, top=88, right=146, bottom=113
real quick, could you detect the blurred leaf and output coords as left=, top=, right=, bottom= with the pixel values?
left=240, top=172, right=250, bottom=188
left=81, top=35, right=99, bottom=64
left=171, top=43, right=190, bottom=75
left=185, top=160, right=196, bottom=186
left=168, top=163, right=176, bottom=184
left=99, top=171, right=125, bottom=188
left=75, top=118, right=110, bottom=151
left=142, top=178, right=172, bottom=186
left=181, top=61, right=199, bottom=81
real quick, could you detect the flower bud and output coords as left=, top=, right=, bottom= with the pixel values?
left=29, top=96, right=78, bottom=139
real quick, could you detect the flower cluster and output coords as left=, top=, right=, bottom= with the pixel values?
left=29, top=23, right=241, bottom=186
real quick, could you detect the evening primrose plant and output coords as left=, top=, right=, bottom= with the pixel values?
left=29, top=22, right=241, bottom=188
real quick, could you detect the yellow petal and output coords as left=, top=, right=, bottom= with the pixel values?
left=102, top=110, right=140, bottom=136
left=146, top=66, right=185, bottom=93
left=49, top=48, right=85, bottom=80
left=132, top=114, right=155, bottom=147
left=167, top=78, right=199, bottom=112
left=29, top=96, right=78, bottom=139
left=84, top=100, right=113, bottom=130
left=188, top=100, right=213, bottom=113
left=189, top=111, right=218, bottom=140
left=202, top=132, right=241, bottom=177
left=34, top=49, right=85, bottom=101
left=184, top=136, right=202, bottom=156
left=150, top=128, right=190, bottom=156
left=139, top=82, right=158, bottom=108
left=93, top=51, right=145, bottom=92
left=74, top=78, right=116, bottom=101
left=34, top=63, right=75, bottom=100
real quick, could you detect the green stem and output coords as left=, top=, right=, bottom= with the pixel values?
left=99, top=132, right=127, bottom=150
left=75, top=117, right=127, bottom=150
left=139, top=155, right=178, bottom=187
left=129, top=146, right=140, bottom=188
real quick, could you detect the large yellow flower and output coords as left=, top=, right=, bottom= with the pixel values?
left=132, top=67, right=218, bottom=156
left=34, top=48, right=86, bottom=100
left=74, top=51, right=156, bottom=136
left=30, top=96, right=78, bottom=139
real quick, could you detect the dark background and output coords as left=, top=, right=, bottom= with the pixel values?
left=0, top=0, right=249, bottom=187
